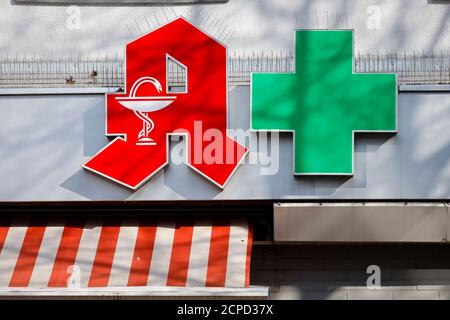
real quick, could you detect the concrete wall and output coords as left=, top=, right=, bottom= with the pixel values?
left=1, top=0, right=449, bottom=56
left=251, top=244, right=450, bottom=300
left=0, top=87, right=449, bottom=200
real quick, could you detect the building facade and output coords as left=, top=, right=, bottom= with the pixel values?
left=0, top=0, right=449, bottom=299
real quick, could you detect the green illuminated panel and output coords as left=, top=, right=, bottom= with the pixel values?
left=251, top=30, right=397, bottom=175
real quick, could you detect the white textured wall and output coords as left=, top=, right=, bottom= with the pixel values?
left=0, top=0, right=448, bottom=57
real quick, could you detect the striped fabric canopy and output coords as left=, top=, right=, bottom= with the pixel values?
left=0, top=218, right=252, bottom=288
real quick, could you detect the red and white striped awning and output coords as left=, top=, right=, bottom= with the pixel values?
left=0, top=218, right=252, bottom=288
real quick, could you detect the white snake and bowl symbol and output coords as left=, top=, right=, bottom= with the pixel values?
left=115, top=76, right=176, bottom=145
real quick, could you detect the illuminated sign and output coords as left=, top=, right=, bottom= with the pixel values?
left=84, top=21, right=397, bottom=190
left=251, top=30, right=397, bottom=175
left=83, top=18, right=247, bottom=189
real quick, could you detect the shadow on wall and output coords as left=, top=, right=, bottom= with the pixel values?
left=60, top=103, right=133, bottom=200
left=61, top=169, right=133, bottom=200
left=83, top=102, right=110, bottom=157
left=1, top=0, right=449, bottom=56
left=163, top=137, right=222, bottom=199
left=399, top=93, right=450, bottom=198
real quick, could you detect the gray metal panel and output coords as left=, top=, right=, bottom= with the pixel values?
left=0, top=87, right=449, bottom=200
left=274, top=203, right=449, bottom=243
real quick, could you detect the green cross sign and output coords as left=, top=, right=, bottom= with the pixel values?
left=251, top=30, right=397, bottom=175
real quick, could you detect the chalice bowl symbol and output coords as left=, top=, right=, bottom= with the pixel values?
left=115, top=76, right=176, bottom=145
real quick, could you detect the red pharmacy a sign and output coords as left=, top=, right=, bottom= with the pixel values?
left=83, top=18, right=248, bottom=189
